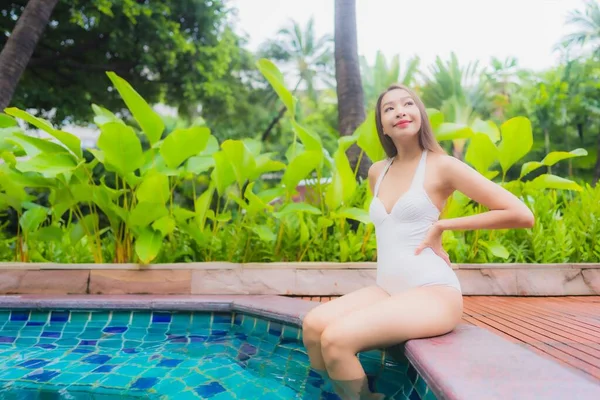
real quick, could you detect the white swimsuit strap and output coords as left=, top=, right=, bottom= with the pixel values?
left=373, top=158, right=394, bottom=196
left=410, top=150, right=428, bottom=190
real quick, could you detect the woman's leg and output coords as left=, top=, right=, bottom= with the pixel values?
left=302, top=285, right=390, bottom=373
left=320, top=285, right=463, bottom=399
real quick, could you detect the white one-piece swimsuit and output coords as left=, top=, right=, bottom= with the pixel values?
left=369, top=150, right=462, bottom=295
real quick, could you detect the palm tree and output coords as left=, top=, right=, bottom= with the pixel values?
left=559, top=0, right=600, bottom=58
left=420, top=52, right=491, bottom=159
left=258, top=16, right=334, bottom=140
left=360, top=50, right=420, bottom=109
left=334, top=0, right=368, bottom=178
left=0, top=0, right=60, bottom=110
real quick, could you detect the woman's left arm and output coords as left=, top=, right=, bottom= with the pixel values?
left=415, top=156, right=534, bottom=262
left=435, top=155, right=535, bottom=232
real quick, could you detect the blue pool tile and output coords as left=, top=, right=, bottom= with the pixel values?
left=35, top=344, right=56, bottom=350
left=409, top=387, right=422, bottom=400
left=122, top=348, right=138, bottom=354
left=103, top=326, right=127, bottom=334
left=195, top=381, right=226, bottom=398
left=79, top=340, right=98, bottom=346
left=69, top=311, right=91, bottom=323
left=110, top=311, right=132, bottom=323
left=83, top=354, right=111, bottom=364
left=131, top=377, right=158, bottom=390
left=0, top=336, right=15, bottom=344
left=10, top=311, right=29, bottom=322
left=131, top=312, right=151, bottom=326
left=41, top=331, right=61, bottom=338
left=24, top=369, right=60, bottom=382
left=19, top=359, right=51, bottom=369
left=25, top=321, right=44, bottom=326
left=268, top=322, right=283, bottom=336
left=157, top=358, right=183, bottom=368
left=407, top=364, right=418, bottom=384
left=233, top=314, right=243, bottom=325
left=93, top=365, right=116, bottom=373
left=50, top=311, right=69, bottom=323
left=212, top=313, right=231, bottom=324
left=151, top=312, right=171, bottom=324
left=73, top=347, right=93, bottom=354
left=98, top=374, right=132, bottom=388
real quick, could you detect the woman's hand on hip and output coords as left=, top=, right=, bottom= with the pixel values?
left=414, top=222, right=451, bottom=267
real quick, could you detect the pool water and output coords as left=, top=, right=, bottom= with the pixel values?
left=0, top=310, right=436, bottom=399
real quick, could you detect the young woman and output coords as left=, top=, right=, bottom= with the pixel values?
left=302, top=84, right=535, bottom=399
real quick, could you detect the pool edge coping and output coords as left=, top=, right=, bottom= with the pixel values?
left=0, top=294, right=599, bottom=399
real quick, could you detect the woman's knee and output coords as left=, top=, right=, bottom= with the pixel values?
left=320, top=324, right=352, bottom=361
left=302, top=308, right=329, bottom=343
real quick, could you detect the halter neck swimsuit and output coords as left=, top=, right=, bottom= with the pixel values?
left=369, top=150, right=462, bottom=294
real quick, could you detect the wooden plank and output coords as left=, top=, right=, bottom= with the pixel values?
left=476, top=297, right=600, bottom=342
left=465, top=299, right=600, bottom=358
left=462, top=305, right=600, bottom=380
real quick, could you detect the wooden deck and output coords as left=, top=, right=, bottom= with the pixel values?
left=292, top=295, right=600, bottom=382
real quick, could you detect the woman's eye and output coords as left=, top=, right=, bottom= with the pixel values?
left=384, top=107, right=393, bottom=112
left=406, top=101, right=414, bottom=106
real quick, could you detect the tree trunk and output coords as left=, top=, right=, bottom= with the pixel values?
left=334, top=0, right=369, bottom=179
left=0, top=0, right=59, bottom=111
left=593, top=127, right=600, bottom=187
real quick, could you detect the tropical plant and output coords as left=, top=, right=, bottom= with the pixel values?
left=360, top=50, right=420, bottom=109
left=559, top=0, right=600, bottom=59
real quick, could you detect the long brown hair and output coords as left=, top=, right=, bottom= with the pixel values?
left=375, top=84, right=445, bottom=159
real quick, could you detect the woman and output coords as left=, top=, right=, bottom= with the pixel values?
left=301, top=84, right=535, bottom=399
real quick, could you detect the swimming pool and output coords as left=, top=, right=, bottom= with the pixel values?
left=0, top=309, right=437, bottom=399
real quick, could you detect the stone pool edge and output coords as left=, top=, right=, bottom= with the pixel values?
left=0, top=294, right=599, bottom=400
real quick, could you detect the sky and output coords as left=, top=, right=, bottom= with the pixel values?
left=229, top=0, right=585, bottom=73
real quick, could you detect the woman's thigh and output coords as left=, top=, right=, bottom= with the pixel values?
left=302, top=285, right=390, bottom=332
left=320, top=285, right=463, bottom=352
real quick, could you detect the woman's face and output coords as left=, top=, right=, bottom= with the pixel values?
left=380, top=89, right=422, bottom=140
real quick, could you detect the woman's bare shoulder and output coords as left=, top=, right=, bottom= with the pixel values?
left=368, top=159, right=389, bottom=192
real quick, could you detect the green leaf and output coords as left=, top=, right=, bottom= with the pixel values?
left=135, top=228, right=163, bottom=264
left=281, top=150, right=322, bottom=195
left=97, top=122, right=143, bottom=176
left=291, top=120, right=322, bottom=152
left=0, top=113, right=17, bottom=128
left=530, top=174, right=583, bottom=191
left=160, top=126, right=211, bottom=168
left=274, top=202, right=322, bottom=217
left=520, top=149, right=588, bottom=179
left=326, top=136, right=358, bottom=210
left=336, top=207, right=371, bottom=225
left=479, top=239, right=509, bottom=259
left=106, top=71, right=165, bottom=145
left=4, top=107, right=82, bottom=158
left=250, top=154, right=286, bottom=181
left=92, top=104, right=125, bottom=127
left=355, top=110, right=386, bottom=163
left=152, top=216, right=176, bottom=236
left=540, top=148, right=588, bottom=167
left=464, top=133, right=499, bottom=175
left=19, top=207, right=48, bottom=233
left=129, top=202, right=169, bottom=228
left=221, top=140, right=256, bottom=188
left=434, top=123, right=474, bottom=141
left=185, top=155, right=215, bottom=175
left=8, top=133, right=68, bottom=157
left=426, top=108, right=444, bottom=131
left=16, top=153, right=78, bottom=178
left=497, top=117, right=533, bottom=177
left=256, top=59, right=296, bottom=117
left=70, top=214, right=98, bottom=245
left=252, top=225, right=276, bottom=242
left=32, top=226, right=63, bottom=242
left=211, top=150, right=236, bottom=196
left=471, top=119, right=500, bottom=143
left=137, top=170, right=170, bottom=204
left=520, top=161, right=544, bottom=179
